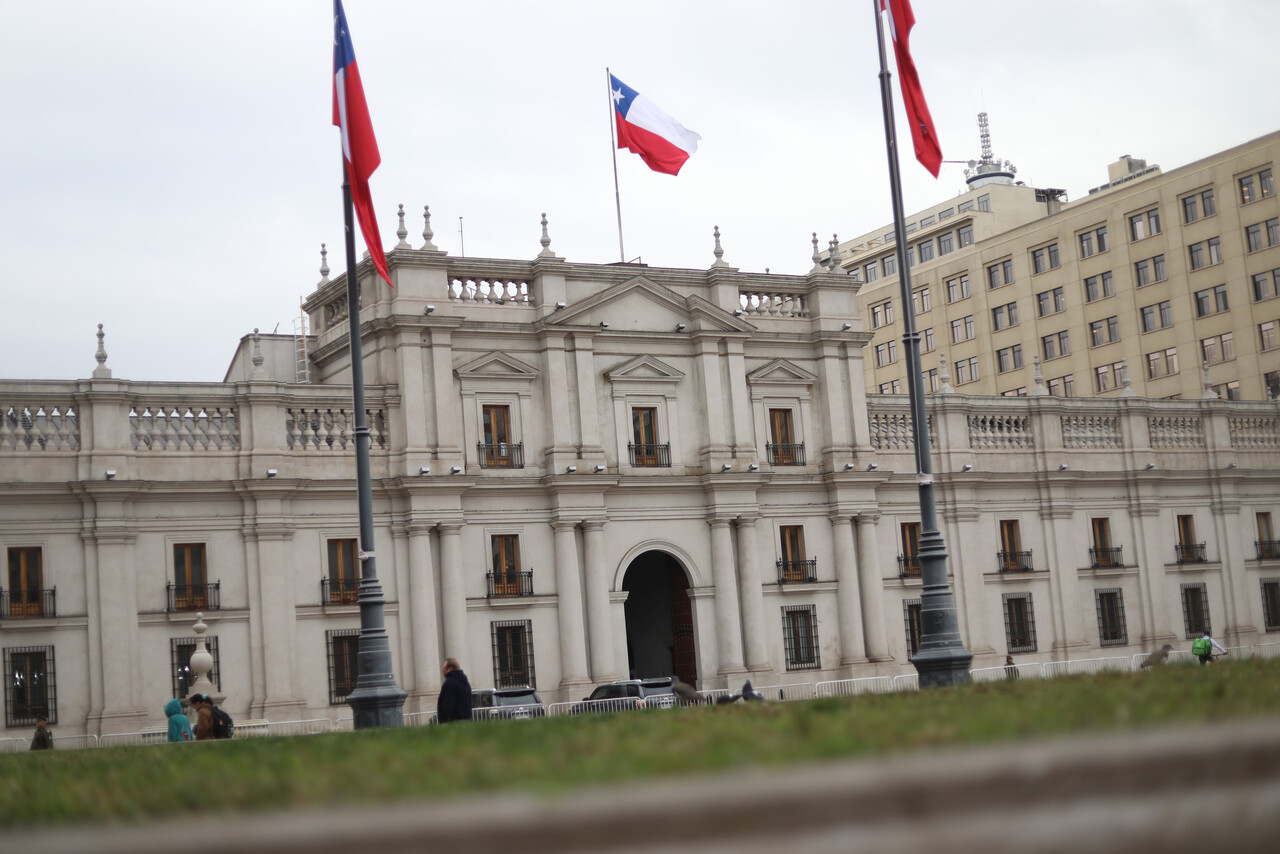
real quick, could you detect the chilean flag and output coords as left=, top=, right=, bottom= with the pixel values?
left=610, top=74, right=701, bottom=176
left=333, top=0, right=392, bottom=286
left=881, top=0, right=942, bottom=177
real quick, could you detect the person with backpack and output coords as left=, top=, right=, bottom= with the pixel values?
left=1192, top=631, right=1227, bottom=665
left=191, top=693, right=235, bottom=739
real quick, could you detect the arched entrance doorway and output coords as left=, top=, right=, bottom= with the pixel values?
left=621, top=550, right=697, bottom=686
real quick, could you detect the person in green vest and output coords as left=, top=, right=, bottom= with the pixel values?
left=1192, top=631, right=1227, bottom=665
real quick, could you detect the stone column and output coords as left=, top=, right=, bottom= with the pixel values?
left=1044, top=509, right=1090, bottom=656
left=830, top=512, right=867, bottom=666
left=429, top=329, right=461, bottom=463
left=853, top=513, right=890, bottom=661
left=695, top=337, right=732, bottom=466
left=84, top=520, right=147, bottom=733
left=1212, top=502, right=1256, bottom=644
left=552, top=521, right=591, bottom=686
left=407, top=522, right=442, bottom=698
left=1131, top=506, right=1177, bottom=646
left=248, top=518, right=305, bottom=717
left=709, top=517, right=746, bottom=678
left=735, top=516, right=769, bottom=672
left=437, top=523, right=468, bottom=662
left=582, top=520, right=616, bottom=681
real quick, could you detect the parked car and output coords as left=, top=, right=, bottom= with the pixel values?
left=570, top=677, right=677, bottom=715
left=471, top=686, right=545, bottom=720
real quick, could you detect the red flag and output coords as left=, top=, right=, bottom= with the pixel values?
left=333, top=0, right=392, bottom=287
left=881, top=0, right=942, bottom=177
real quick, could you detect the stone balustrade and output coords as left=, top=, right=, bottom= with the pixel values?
left=448, top=275, right=531, bottom=306
left=130, top=404, right=238, bottom=451
left=737, top=289, right=808, bottom=318
left=0, top=402, right=79, bottom=451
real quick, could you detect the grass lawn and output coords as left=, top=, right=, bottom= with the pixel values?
left=3, top=657, right=1279, bottom=829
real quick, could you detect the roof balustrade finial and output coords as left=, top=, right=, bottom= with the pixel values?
left=395, top=203, right=410, bottom=249
left=938, top=352, right=955, bottom=394
left=829, top=234, right=842, bottom=269
left=711, top=225, right=728, bottom=268
left=319, top=243, right=330, bottom=282
left=810, top=232, right=822, bottom=273
left=1202, top=361, right=1218, bottom=399
left=538, top=212, right=555, bottom=259
left=252, top=328, right=264, bottom=369
left=92, top=323, right=112, bottom=379
left=1031, top=354, right=1048, bottom=396
left=421, top=205, right=437, bottom=251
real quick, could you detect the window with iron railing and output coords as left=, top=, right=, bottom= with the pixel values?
left=1181, top=583, right=1210, bottom=638
left=1258, top=513, right=1276, bottom=560
left=776, top=558, right=817, bottom=584
left=477, top=442, right=524, bottom=469
left=1095, top=588, right=1128, bottom=646
left=766, top=442, right=805, bottom=466
left=1089, top=547, right=1123, bottom=569
left=903, top=599, right=922, bottom=658
left=628, top=442, right=670, bottom=467
left=4, top=644, right=56, bottom=727
left=1262, top=580, right=1280, bottom=632
left=782, top=605, right=820, bottom=670
left=322, top=577, right=359, bottom=605
left=1003, top=593, right=1037, bottom=653
left=1258, top=541, right=1280, bottom=560
left=5, top=547, right=54, bottom=618
left=897, top=554, right=922, bottom=578
left=326, top=538, right=359, bottom=604
left=778, top=526, right=810, bottom=582
left=171, top=543, right=216, bottom=611
left=0, top=587, right=56, bottom=619
left=492, top=620, right=535, bottom=689
left=167, top=581, right=220, bottom=612
left=487, top=570, right=533, bottom=598
left=997, top=550, right=1034, bottom=572
left=1175, top=543, right=1207, bottom=564
left=326, top=628, right=360, bottom=705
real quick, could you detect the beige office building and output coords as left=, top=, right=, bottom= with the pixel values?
left=840, top=125, right=1280, bottom=402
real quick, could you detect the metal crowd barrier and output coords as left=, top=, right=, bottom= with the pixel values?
left=814, top=675, right=895, bottom=697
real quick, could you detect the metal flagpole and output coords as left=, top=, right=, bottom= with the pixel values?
left=606, top=67, right=626, bottom=263
left=339, top=154, right=407, bottom=727
left=872, top=0, right=972, bottom=687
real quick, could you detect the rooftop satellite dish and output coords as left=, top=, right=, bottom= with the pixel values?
left=966, top=160, right=978, bottom=169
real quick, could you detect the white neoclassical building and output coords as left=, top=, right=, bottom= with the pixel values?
left=3, top=217, right=1280, bottom=736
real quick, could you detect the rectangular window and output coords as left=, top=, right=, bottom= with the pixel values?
left=1135, top=254, right=1166, bottom=286
left=903, top=599, right=923, bottom=658
left=1194, top=284, right=1229, bottom=317
left=326, top=538, right=358, bottom=604
left=1263, top=580, right=1280, bottom=631
left=1200, top=332, right=1236, bottom=365
left=874, top=341, right=899, bottom=366
left=782, top=605, right=820, bottom=670
left=911, top=287, right=932, bottom=314
left=999, top=519, right=1024, bottom=571
left=863, top=263, right=878, bottom=282
left=1092, top=517, right=1112, bottom=552
left=1041, top=330, right=1070, bottom=361
left=1047, top=374, right=1074, bottom=397
left=1084, top=271, right=1114, bottom=303
left=996, top=344, right=1023, bottom=373
left=958, top=224, right=974, bottom=247
left=1253, top=270, right=1280, bottom=302
left=878, top=380, right=902, bottom=394
left=950, top=315, right=975, bottom=343
left=1145, top=347, right=1179, bottom=379
left=173, top=543, right=208, bottom=611
left=326, top=629, right=360, bottom=705
left=870, top=301, right=894, bottom=328
left=780, top=525, right=808, bottom=582
left=922, top=327, right=936, bottom=352
left=991, top=301, right=1018, bottom=330
left=4, top=645, right=57, bottom=727
left=1258, top=513, right=1276, bottom=560
left=480, top=404, right=521, bottom=468
left=1176, top=514, right=1199, bottom=562
left=977, top=193, right=991, bottom=212
left=946, top=274, right=970, bottom=303
left=939, top=208, right=955, bottom=220
left=1180, top=583, right=1210, bottom=638
left=631, top=406, right=666, bottom=467
left=491, top=619, right=536, bottom=688
left=490, top=534, right=524, bottom=598
left=1210, top=381, right=1241, bottom=401
left=959, top=200, right=975, bottom=213
left=1129, top=208, right=1161, bottom=241
left=1095, top=589, right=1128, bottom=646
left=1269, top=218, right=1280, bottom=247
left=987, top=262, right=1004, bottom=289
left=1240, top=168, right=1274, bottom=205
left=171, top=636, right=221, bottom=700
left=917, top=240, right=934, bottom=262
left=1003, top=593, right=1037, bottom=653
left=1260, top=321, right=1277, bottom=352
left=1089, top=317, right=1120, bottom=347
left=1036, top=287, right=1066, bottom=317
left=883, top=255, right=897, bottom=277
left=938, top=232, right=954, bottom=255
left=1182, top=188, right=1216, bottom=223
left=768, top=407, right=797, bottom=458
left=1094, top=361, right=1126, bottom=393
left=955, top=356, right=980, bottom=385
left=1247, top=223, right=1264, bottom=253
left=924, top=368, right=940, bottom=393
left=6, top=547, right=47, bottom=618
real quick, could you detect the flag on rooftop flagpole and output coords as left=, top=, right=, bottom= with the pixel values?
left=609, top=74, right=701, bottom=176
left=881, top=0, right=942, bottom=177
left=333, top=0, right=392, bottom=286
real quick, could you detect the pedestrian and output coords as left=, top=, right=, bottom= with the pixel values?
left=437, top=658, right=473, bottom=723
left=30, top=716, right=54, bottom=750
left=191, top=693, right=214, bottom=740
left=1141, top=644, right=1173, bottom=668
left=1004, top=654, right=1019, bottom=680
left=1192, top=630, right=1227, bottom=665
left=165, top=698, right=193, bottom=743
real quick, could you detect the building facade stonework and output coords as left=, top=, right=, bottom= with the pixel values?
left=3, top=225, right=1280, bottom=736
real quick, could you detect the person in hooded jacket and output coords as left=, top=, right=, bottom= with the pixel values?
left=437, top=658, right=473, bottom=723
left=191, top=694, right=214, bottom=740
left=165, top=698, right=193, bottom=743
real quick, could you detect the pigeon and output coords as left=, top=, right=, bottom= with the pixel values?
left=671, top=676, right=699, bottom=706
left=741, top=680, right=764, bottom=702
left=1140, top=644, right=1174, bottom=668
left=714, top=692, right=740, bottom=705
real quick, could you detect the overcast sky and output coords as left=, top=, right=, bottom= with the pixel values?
left=4, top=1, right=1276, bottom=383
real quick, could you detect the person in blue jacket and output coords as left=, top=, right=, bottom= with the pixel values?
left=165, top=698, right=193, bottom=742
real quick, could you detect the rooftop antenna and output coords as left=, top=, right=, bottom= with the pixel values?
left=458, top=216, right=465, bottom=257
left=963, top=111, right=1017, bottom=189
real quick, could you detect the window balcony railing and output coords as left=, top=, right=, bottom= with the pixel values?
left=487, top=570, right=533, bottom=598
left=766, top=442, right=806, bottom=466
left=0, top=588, right=56, bottom=619
left=322, top=577, right=359, bottom=605
left=997, top=550, right=1034, bottom=573
left=628, top=442, right=671, bottom=468
left=477, top=442, right=524, bottom=469
left=167, top=582, right=221, bottom=612
left=1175, top=543, right=1207, bottom=564
left=776, top=558, right=817, bottom=584
left=1089, top=546, right=1124, bottom=569
left=1257, top=540, right=1280, bottom=560
left=898, top=554, right=922, bottom=578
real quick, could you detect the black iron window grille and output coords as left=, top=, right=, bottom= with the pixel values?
left=487, top=570, right=534, bottom=598
left=1175, top=543, right=1207, bottom=564
left=628, top=442, right=671, bottom=467
left=1002, top=592, right=1037, bottom=653
left=322, top=577, right=360, bottom=605
left=766, top=442, right=806, bottom=466
left=898, top=555, right=922, bottom=578
left=477, top=442, right=524, bottom=469
left=903, top=598, right=922, bottom=658
left=326, top=628, right=361, bottom=705
left=1094, top=588, right=1128, bottom=646
left=1089, top=546, right=1124, bottom=569
left=171, top=636, right=220, bottom=700
left=1257, top=541, right=1280, bottom=560
left=1181, top=583, right=1210, bottom=638
left=776, top=558, right=817, bottom=584
left=782, top=604, right=820, bottom=670
left=997, top=550, right=1034, bottom=573
left=1262, top=580, right=1280, bottom=632
left=0, top=587, right=56, bottom=619
left=4, top=645, right=56, bottom=727
left=491, top=620, right=535, bottom=689
left=167, top=582, right=220, bottom=612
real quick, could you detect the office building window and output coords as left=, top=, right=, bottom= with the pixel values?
left=1036, top=286, right=1066, bottom=317
left=1129, top=208, right=1161, bottom=241
left=1247, top=223, right=1264, bottom=253
left=326, top=629, right=360, bottom=705
left=1000, top=387, right=1028, bottom=397
left=1089, top=316, right=1121, bottom=347
left=950, top=315, right=975, bottom=343
left=1047, top=374, right=1075, bottom=397
left=1239, top=167, right=1274, bottom=205
left=1140, top=300, right=1173, bottom=333
left=958, top=224, right=974, bottom=247
left=1194, top=284, right=1229, bottom=317
left=1189, top=236, right=1222, bottom=270
left=1267, top=370, right=1280, bottom=400
left=991, top=301, right=1018, bottom=330
left=1145, top=347, right=1179, bottom=379
left=917, top=240, right=934, bottom=262
left=911, top=287, right=932, bottom=314
left=977, top=193, right=991, bottom=212
left=1094, top=361, right=1127, bottom=393
left=870, top=301, right=894, bottom=328
left=1084, top=271, right=1114, bottom=303
left=1200, top=332, right=1236, bottom=365
left=879, top=379, right=903, bottom=394
left=987, top=259, right=1013, bottom=289
left=924, top=368, right=940, bottom=393
left=874, top=341, right=899, bottom=366
left=864, top=263, right=879, bottom=282
left=938, top=232, right=954, bottom=255
left=883, top=255, right=897, bottom=277
left=171, top=636, right=221, bottom=700
left=996, top=344, right=1024, bottom=373
left=1032, top=243, right=1060, bottom=274
left=1041, top=330, right=1070, bottom=361
left=491, top=619, right=536, bottom=688
left=955, top=356, right=980, bottom=385
left=1270, top=218, right=1280, bottom=247
left=939, top=208, right=955, bottom=220
left=946, top=273, right=970, bottom=303
left=1095, top=589, right=1128, bottom=646
left=1135, top=254, right=1166, bottom=286
left=1210, top=381, right=1241, bottom=401
left=1261, top=321, right=1278, bottom=352
left=781, top=605, right=820, bottom=671
left=1253, top=270, right=1280, bottom=302
left=1181, top=583, right=1210, bottom=638
left=1181, top=188, right=1216, bottom=223
left=958, top=200, right=975, bottom=213
left=903, top=599, right=923, bottom=658
left=1078, top=225, right=1108, bottom=258
left=1002, top=593, right=1037, bottom=654
left=922, top=327, right=936, bottom=352
left=920, top=215, right=936, bottom=228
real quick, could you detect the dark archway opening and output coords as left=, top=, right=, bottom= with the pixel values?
left=621, top=551, right=697, bottom=686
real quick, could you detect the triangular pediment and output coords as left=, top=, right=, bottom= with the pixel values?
left=546, top=276, right=754, bottom=334
left=454, top=351, right=540, bottom=381
left=604, top=354, right=685, bottom=384
left=746, top=358, right=818, bottom=386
